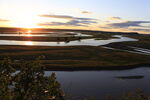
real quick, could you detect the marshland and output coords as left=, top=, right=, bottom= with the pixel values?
left=0, top=28, right=150, bottom=99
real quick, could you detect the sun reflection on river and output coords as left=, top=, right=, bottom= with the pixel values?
left=25, top=41, right=33, bottom=45
left=26, top=34, right=32, bottom=37
left=25, top=30, right=32, bottom=37
left=27, top=30, right=32, bottom=33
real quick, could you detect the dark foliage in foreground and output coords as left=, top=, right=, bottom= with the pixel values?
left=0, top=57, right=64, bottom=100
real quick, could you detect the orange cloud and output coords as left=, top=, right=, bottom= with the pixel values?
left=0, top=18, right=9, bottom=22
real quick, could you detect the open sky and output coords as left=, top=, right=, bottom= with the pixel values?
left=0, top=0, right=150, bottom=33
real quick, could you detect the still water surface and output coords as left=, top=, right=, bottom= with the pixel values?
left=0, top=35, right=137, bottom=46
left=45, top=67, right=150, bottom=100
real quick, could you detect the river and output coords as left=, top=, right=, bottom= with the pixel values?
left=45, top=67, right=150, bottom=100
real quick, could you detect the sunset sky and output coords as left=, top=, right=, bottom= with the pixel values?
left=0, top=0, right=150, bottom=33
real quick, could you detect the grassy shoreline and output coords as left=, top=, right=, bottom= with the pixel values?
left=0, top=45, right=150, bottom=71
left=43, top=63, right=150, bottom=71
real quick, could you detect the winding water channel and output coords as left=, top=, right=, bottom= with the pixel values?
left=0, top=35, right=137, bottom=46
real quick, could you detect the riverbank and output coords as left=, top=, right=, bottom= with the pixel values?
left=43, top=64, right=150, bottom=71
left=0, top=45, right=150, bottom=71
left=105, top=34, right=150, bottom=55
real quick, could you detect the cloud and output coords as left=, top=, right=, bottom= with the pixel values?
left=38, top=19, right=97, bottom=27
left=38, top=14, right=97, bottom=27
left=39, top=14, right=95, bottom=21
left=107, top=21, right=150, bottom=28
left=39, top=14, right=150, bottom=33
left=109, top=17, right=122, bottom=21
left=0, top=19, right=9, bottom=22
left=39, top=14, right=73, bottom=19
left=131, top=28, right=150, bottom=32
left=81, top=11, right=92, bottom=14
left=99, top=17, right=150, bottom=33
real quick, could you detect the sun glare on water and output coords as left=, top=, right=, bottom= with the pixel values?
left=26, top=34, right=32, bottom=37
left=25, top=30, right=32, bottom=37
left=25, top=41, right=33, bottom=45
left=27, top=30, right=32, bottom=33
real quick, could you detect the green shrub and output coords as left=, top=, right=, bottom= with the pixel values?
left=0, top=57, right=64, bottom=100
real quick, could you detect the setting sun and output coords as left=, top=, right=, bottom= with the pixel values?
left=12, top=20, right=38, bottom=28
left=10, top=12, right=41, bottom=28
